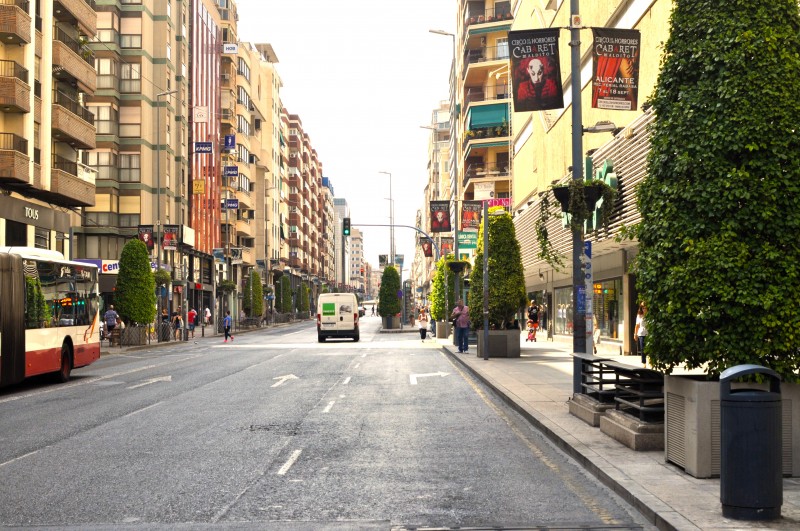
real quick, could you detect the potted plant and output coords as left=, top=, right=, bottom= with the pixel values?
left=430, top=254, right=456, bottom=338
left=468, top=207, right=527, bottom=357
left=115, top=239, right=156, bottom=346
left=633, top=0, right=800, bottom=477
left=378, top=266, right=402, bottom=329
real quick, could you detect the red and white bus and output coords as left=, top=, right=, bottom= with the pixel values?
left=0, top=247, right=101, bottom=387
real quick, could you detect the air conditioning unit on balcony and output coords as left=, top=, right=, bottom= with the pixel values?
left=221, top=73, right=230, bottom=81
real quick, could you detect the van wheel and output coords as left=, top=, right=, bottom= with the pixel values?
left=55, top=343, right=72, bottom=383
left=318, top=335, right=326, bottom=343
left=353, top=334, right=360, bottom=342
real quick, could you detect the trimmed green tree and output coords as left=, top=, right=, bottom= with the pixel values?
left=299, top=283, right=310, bottom=313
left=635, top=0, right=800, bottom=380
left=279, top=276, right=292, bottom=313
left=115, top=239, right=156, bottom=325
left=429, top=254, right=456, bottom=321
left=377, top=266, right=402, bottom=317
left=243, top=270, right=264, bottom=318
left=468, top=207, right=526, bottom=329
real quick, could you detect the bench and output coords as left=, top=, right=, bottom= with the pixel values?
left=604, top=360, right=665, bottom=422
left=575, top=353, right=665, bottom=422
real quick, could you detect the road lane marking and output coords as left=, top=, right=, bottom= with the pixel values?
left=127, top=375, right=172, bottom=389
left=342, top=377, right=351, bottom=385
left=271, top=374, right=299, bottom=388
left=277, top=449, right=302, bottom=476
left=122, top=402, right=162, bottom=418
left=354, top=363, right=360, bottom=369
left=409, top=371, right=449, bottom=385
left=0, top=450, right=39, bottom=469
left=322, top=401, right=335, bottom=413
left=0, top=356, right=200, bottom=405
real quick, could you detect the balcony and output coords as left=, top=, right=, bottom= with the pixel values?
left=463, top=162, right=510, bottom=187
left=0, top=60, right=30, bottom=112
left=54, top=0, right=97, bottom=36
left=463, top=2, right=513, bottom=34
left=0, top=0, right=31, bottom=44
left=463, top=44, right=509, bottom=80
left=53, top=28, right=96, bottom=93
left=241, top=247, right=254, bottom=266
left=0, top=133, right=29, bottom=185
left=52, top=92, right=96, bottom=149
left=236, top=219, right=252, bottom=238
left=49, top=154, right=95, bottom=206
left=464, top=83, right=509, bottom=107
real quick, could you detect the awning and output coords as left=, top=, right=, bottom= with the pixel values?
left=468, top=104, right=509, bottom=129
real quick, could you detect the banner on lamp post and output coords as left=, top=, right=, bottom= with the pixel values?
left=430, top=200, right=451, bottom=233
left=509, top=28, right=564, bottom=112
left=591, top=28, right=641, bottom=110
left=461, top=200, right=482, bottom=231
left=421, top=239, right=433, bottom=257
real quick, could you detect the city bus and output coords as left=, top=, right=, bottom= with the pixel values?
left=0, top=247, right=101, bottom=387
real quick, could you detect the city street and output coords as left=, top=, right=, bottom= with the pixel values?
left=0, top=316, right=652, bottom=530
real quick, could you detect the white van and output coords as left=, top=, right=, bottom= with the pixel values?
left=316, top=293, right=360, bottom=342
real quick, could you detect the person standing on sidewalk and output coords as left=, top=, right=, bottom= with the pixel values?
left=418, top=310, right=429, bottom=342
left=451, top=299, right=471, bottom=353
left=187, top=308, right=197, bottom=338
left=223, top=310, right=234, bottom=343
left=634, top=302, right=648, bottom=365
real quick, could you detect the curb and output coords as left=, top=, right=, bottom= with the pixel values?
left=444, top=346, right=679, bottom=531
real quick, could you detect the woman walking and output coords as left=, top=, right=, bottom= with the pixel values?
left=634, top=302, right=648, bottom=366
left=223, top=310, right=234, bottom=343
left=418, top=310, right=429, bottom=342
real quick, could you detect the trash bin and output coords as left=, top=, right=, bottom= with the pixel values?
left=720, top=364, right=782, bottom=520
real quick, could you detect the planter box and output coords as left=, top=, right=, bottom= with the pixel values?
left=476, top=329, right=521, bottom=358
left=382, top=315, right=400, bottom=330
left=435, top=321, right=451, bottom=339
left=665, top=375, right=800, bottom=478
left=120, top=326, right=147, bottom=346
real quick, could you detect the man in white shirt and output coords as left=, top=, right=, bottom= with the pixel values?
left=204, top=307, right=211, bottom=325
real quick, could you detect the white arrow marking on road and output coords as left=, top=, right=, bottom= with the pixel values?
left=271, top=374, right=299, bottom=388
left=409, top=372, right=449, bottom=385
left=127, top=375, right=172, bottom=389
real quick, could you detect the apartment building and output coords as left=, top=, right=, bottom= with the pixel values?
left=0, top=0, right=97, bottom=257
left=349, top=227, right=365, bottom=294
left=413, top=101, right=451, bottom=303
left=320, top=176, right=335, bottom=285
left=456, top=0, right=513, bottom=207
left=333, top=197, right=349, bottom=289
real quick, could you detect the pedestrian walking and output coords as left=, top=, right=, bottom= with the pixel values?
left=527, top=300, right=539, bottom=342
left=204, top=307, right=211, bottom=325
left=418, top=310, right=429, bottom=341
left=634, top=302, right=648, bottom=365
left=223, top=310, right=234, bottom=343
left=451, top=299, right=471, bottom=353
left=187, top=308, right=197, bottom=338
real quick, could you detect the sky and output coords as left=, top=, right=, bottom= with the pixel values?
left=235, top=0, right=455, bottom=277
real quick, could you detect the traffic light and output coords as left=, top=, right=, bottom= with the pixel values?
left=343, top=217, right=351, bottom=236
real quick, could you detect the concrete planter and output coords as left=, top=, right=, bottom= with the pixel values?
left=120, top=326, right=147, bottom=346
left=665, top=375, right=800, bottom=478
left=435, top=321, right=451, bottom=339
left=476, top=329, right=521, bottom=358
left=382, top=315, right=400, bottom=330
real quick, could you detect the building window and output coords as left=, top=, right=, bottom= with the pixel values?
left=34, top=227, right=50, bottom=250
left=119, top=214, right=141, bottom=227
left=88, top=151, right=118, bottom=181
left=120, top=64, right=141, bottom=93
left=119, top=153, right=141, bottom=182
left=90, top=104, right=119, bottom=136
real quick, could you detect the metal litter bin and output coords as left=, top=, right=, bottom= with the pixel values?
left=720, top=364, right=782, bottom=520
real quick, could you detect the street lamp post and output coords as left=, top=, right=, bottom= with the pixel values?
left=378, top=171, right=394, bottom=266
left=482, top=200, right=490, bottom=360
left=155, top=89, right=178, bottom=342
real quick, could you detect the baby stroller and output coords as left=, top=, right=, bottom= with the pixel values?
left=525, top=319, right=538, bottom=342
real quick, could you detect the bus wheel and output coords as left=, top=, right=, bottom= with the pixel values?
left=56, top=343, right=72, bottom=383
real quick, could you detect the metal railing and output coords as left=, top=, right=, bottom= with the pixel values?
left=53, top=91, right=95, bottom=124
left=54, top=27, right=94, bottom=66
left=0, top=132, right=27, bottom=153
left=52, top=154, right=78, bottom=176
left=0, top=0, right=29, bottom=10
left=0, top=59, right=27, bottom=82
left=462, top=45, right=510, bottom=78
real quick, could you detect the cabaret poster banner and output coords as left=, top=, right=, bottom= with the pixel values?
left=421, top=239, right=433, bottom=258
left=162, top=225, right=179, bottom=251
left=509, top=29, right=564, bottom=112
left=430, top=200, right=452, bottom=233
left=461, top=201, right=483, bottom=231
left=591, top=28, right=641, bottom=110
left=440, top=237, right=454, bottom=256
left=137, top=225, right=154, bottom=252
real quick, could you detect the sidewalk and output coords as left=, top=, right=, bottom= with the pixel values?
left=438, top=333, right=800, bottom=531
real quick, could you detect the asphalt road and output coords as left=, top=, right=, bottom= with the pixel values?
left=0, top=315, right=653, bottom=530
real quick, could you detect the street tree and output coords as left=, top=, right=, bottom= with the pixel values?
left=635, top=0, right=800, bottom=380
left=115, top=239, right=156, bottom=325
